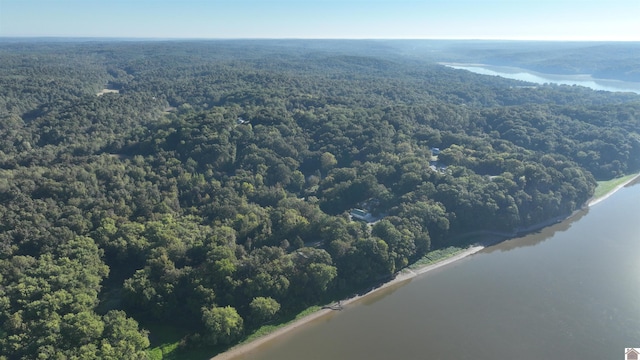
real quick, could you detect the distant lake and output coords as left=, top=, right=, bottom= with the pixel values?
left=231, top=179, right=640, bottom=360
left=444, top=63, right=640, bottom=94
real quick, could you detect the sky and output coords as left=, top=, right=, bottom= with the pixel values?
left=1, top=0, right=639, bottom=41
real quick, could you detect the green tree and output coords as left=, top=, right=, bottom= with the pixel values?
left=320, top=152, right=338, bottom=171
left=201, top=306, right=244, bottom=345
left=99, top=310, right=150, bottom=360
left=249, top=297, right=281, bottom=325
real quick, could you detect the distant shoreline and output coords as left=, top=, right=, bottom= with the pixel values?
left=210, top=172, right=640, bottom=360
left=440, top=62, right=640, bottom=94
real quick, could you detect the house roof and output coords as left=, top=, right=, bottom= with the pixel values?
left=350, top=209, right=368, bottom=217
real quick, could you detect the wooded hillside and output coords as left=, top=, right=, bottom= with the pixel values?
left=1, top=40, right=638, bottom=359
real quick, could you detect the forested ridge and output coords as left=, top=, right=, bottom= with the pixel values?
left=398, top=40, right=640, bottom=82
left=1, top=40, right=639, bottom=359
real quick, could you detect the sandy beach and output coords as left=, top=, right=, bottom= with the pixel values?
left=211, top=173, right=640, bottom=360
left=588, top=173, right=640, bottom=207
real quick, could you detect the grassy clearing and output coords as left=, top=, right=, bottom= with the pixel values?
left=593, top=173, right=638, bottom=200
left=145, top=305, right=323, bottom=359
left=409, top=246, right=464, bottom=269
left=240, top=305, right=322, bottom=345
left=145, top=324, right=216, bottom=360
left=145, top=324, right=188, bottom=360
left=147, top=338, right=217, bottom=360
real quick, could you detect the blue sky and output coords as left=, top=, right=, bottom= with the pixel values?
left=1, top=0, right=638, bottom=40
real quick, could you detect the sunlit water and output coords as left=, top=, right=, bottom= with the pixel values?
left=445, top=64, right=640, bottom=94
left=231, top=180, right=640, bottom=360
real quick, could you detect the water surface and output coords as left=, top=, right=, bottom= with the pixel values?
left=445, top=63, right=640, bottom=94
left=233, top=180, right=640, bottom=360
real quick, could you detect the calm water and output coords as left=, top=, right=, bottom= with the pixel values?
left=445, top=63, right=640, bottom=94
left=232, top=179, right=640, bottom=360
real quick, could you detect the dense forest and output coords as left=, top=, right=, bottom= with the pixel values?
left=1, top=40, right=639, bottom=359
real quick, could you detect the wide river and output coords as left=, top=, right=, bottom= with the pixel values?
left=444, top=63, right=640, bottom=94
left=231, top=179, right=640, bottom=360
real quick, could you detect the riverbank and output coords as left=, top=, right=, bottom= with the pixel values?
left=440, top=62, right=640, bottom=94
left=588, top=172, right=640, bottom=207
left=210, top=244, right=483, bottom=360
left=210, top=172, right=640, bottom=360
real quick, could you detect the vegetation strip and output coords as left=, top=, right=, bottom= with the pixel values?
left=589, top=173, right=640, bottom=206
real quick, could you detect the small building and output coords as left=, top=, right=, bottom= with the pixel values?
left=350, top=208, right=375, bottom=223
left=627, top=348, right=640, bottom=360
left=430, top=147, right=441, bottom=155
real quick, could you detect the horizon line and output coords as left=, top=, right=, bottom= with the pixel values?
left=1, top=36, right=640, bottom=43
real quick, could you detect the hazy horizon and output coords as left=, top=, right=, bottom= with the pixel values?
left=2, top=37, right=640, bottom=43
left=1, top=0, right=638, bottom=42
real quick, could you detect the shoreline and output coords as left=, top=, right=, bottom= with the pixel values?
left=587, top=172, right=640, bottom=207
left=210, top=172, right=640, bottom=360
left=210, top=244, right=484, bottom=360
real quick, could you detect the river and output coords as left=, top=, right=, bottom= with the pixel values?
left=443, top=63, right=640, bottom=94
left=229, top=178, right=640, bottom=360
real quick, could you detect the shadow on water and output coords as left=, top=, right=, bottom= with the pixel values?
left=231, top=180, right=640, bottom=360
left=355, top=278, right=413, bottom=307
left=627, top=176, right=640, bottom=187
left=481, top=208, right=589, bottom=254
left=480, top=176, right=640, bottom=255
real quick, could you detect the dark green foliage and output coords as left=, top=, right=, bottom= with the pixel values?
left=248, top=297, right=281, bottom=326
left=200, top=306, right=244, bottom=345
left=0, top=39, right=638, bottom=357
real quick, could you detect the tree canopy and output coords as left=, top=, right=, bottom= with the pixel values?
left=0, top=39, right=638, bottom=358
